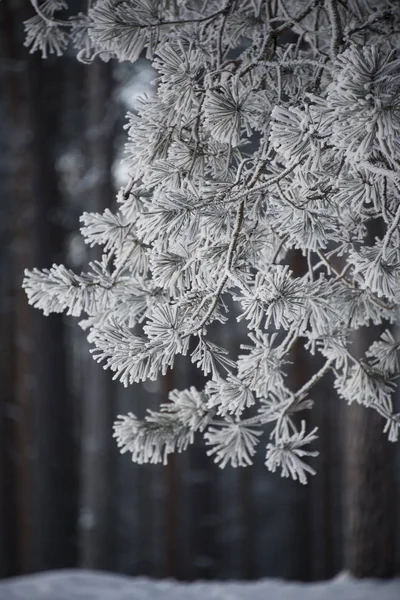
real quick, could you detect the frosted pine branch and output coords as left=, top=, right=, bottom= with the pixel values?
left=23, top=0, right=400, bottom=483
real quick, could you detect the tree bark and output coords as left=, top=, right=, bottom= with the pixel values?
left=345, top=398, right=396, bottom=577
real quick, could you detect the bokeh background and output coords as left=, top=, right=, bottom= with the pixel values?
left=1, top=0, right=400, bottom=583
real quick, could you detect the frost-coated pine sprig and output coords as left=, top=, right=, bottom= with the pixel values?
left=23, top=0, right=400, bottom=483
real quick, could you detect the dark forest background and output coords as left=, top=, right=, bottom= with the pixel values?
left=1, top=0, right=400, bottom=583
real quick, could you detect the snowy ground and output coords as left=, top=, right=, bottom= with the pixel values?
left=0, top=570, right=399, bottom=600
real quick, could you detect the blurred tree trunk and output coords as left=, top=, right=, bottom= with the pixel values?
left=134, top=381, right=167, bottom=578
left=78, top=59, right=117, bottom=569
left=188, top=366, right=219, bottom=580
left=0, top=34, right=17, bottom=577
left=30, top=53, right=78, bottom=574
left=344, top=221, right=396, bottom=578
left=0, top=0, right=78, bottom=573
left=1, top=0, right=38, bottom=574
left=240, top=463, right=256, bottom=579
left=344, top=353, right=396, bottom=577
left=314, top=382, right=339, bottom=580
left=290, top=250, right=313, bottom=581
left=0, top=272, right=15, bottom=578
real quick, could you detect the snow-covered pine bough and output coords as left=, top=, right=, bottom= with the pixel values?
left=23, top=0, right=400, bottom=483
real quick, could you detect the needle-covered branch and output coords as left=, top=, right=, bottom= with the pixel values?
left=23, top=0, right=400, bottom=483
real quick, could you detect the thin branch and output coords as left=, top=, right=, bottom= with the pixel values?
left=325, top=0, right=343, bottom=57
left=295, top=358, right=335, bottom=400
left=381, top=203, right=400, bottom=261
left=193, top=197, right=245, bottom=331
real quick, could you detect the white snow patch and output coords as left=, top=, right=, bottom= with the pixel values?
left=0, top=570, right=399, bottom=600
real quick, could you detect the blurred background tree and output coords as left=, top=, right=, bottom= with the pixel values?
left=0, top=0, right=399, bottom=583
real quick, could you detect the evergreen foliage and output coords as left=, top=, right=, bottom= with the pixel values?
left=23, top=0, right=400, bottom=482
